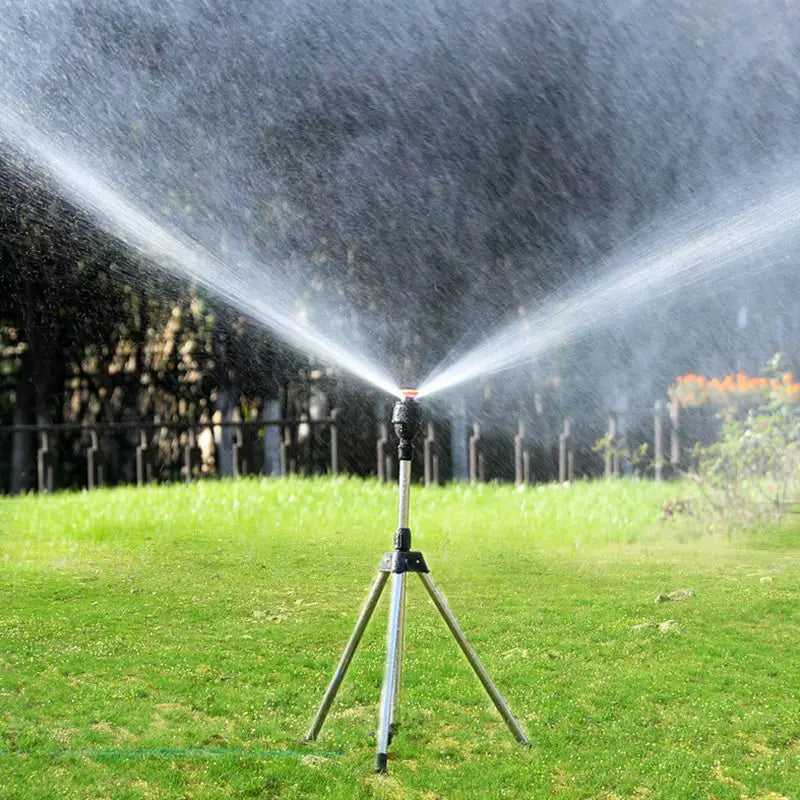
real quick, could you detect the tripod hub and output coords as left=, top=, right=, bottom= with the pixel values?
left=379, top=549, right=428, bottom=574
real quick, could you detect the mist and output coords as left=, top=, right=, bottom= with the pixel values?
left=1, top=0, right=798, bottom=405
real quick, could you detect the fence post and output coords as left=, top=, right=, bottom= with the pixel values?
left=385, top=447, right=394, bottom=482
left=232, top=423, right=245, bottom=478
left=424, top=421, right=438, bottom=486
left=281, top=425, right=294, bottom=475
left=604, top=414, right=619, bottom=479
left=37, top=431, right=55, bottom=493
left=262, top=399, right=282, bottom=477
left=669, top=400, right=680, bottom=470
left=559, top=418, right=573, bottom=483
left=136, top=429, right=151, bottom=486
left=217, top=391, right=235, bottom=478
left=87, top=430, right=104, bottom=490
left=184, top=429, right=192, bottom=483
left=654, top=400, right=664, bottom=482
left=514, top=420, right=527, bottom=487
left=330, top=409, right=339, bottom=475
left=183, top=429, right=201, bottom=482
left=450, top=396, right=469, bottom=482
left=469, top=422, right=482, bottom=484
left=377, top=423, right=389, bottom=482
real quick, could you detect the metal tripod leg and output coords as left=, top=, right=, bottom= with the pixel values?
left=388, top=570, right=407, bottom=737
left=305, top=570, right=389, bottom=742
left=375, top=571, right=406, bottom=772
left=418, top=571, right=530, bottom=746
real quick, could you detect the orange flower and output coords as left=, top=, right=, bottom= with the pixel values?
left=671, top=370, right=800, bottom=407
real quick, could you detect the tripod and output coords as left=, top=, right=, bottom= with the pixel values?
left=305, top=394, right=529, bottom=772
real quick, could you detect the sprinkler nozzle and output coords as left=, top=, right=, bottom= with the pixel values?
left=400, top=388, right=419, bottom=398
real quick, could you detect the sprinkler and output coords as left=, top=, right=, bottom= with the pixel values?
left=305, top=390, right=529, bottom=772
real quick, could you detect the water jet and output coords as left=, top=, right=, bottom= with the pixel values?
left=0, top=106, right=403, bottom=399
left=419, top=176, right=800, bottom=399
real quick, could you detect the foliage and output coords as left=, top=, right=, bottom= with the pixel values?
left=592, top=433, right=650, bottom=477
left=0, top=159, right=303, bottom=490
left=690, top=355, right=800, bottom=525
left=0, top=325, right=25, bottom=410
left=1, top=478, right=798, bottom=798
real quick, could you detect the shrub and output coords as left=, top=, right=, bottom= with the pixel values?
left=690, top=355, right=800, bottom=526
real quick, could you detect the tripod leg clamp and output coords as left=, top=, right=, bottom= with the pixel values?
left=394, top=527, right=411, bottom=551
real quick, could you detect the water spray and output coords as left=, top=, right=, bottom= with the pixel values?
left=305, top=389, right=529, bottom=772
left=418, top=179, right=800, bottom=399
left=0, top=106, right=404, bottom=400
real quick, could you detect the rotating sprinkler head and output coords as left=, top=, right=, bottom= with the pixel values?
left=392, top=390, right=421, bottom=452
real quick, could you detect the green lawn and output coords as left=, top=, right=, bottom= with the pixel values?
left=1, top=478, right=798, bottom=799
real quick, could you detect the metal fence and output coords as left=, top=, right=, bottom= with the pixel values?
left=1, top=398, right=703, bottom=494
left=1, top=416, right=340, bottom=493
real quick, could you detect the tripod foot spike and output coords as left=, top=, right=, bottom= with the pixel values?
left=376, top=752, right=388, bottom=773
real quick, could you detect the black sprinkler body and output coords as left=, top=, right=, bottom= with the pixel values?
left=392, top=393, right=421, bottom=460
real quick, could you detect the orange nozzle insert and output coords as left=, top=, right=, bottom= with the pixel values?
left=400, top=388, right=419, bottom=398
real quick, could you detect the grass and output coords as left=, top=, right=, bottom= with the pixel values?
left=1, top=477, right=798, bottom=799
